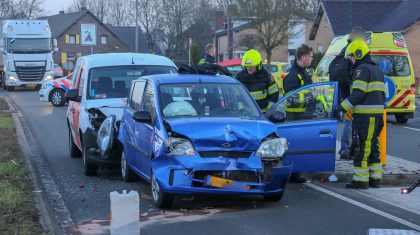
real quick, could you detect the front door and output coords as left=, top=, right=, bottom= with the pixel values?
left=270, top=82, right=338, bottom=173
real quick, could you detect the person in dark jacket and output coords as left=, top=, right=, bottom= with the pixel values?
left=338, top=39, right=385, bottom=189
left=198, top=43, right=216, bottom=65
left=235, top=49, right=279, bottom=113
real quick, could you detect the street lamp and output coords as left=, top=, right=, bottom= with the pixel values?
left=135, top=0, right=139, bottom=53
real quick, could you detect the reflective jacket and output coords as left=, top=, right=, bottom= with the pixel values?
left=340, top=54, right=385, bottom=117
left=236, top=67, right=279, bottom=112
left=198, top=54, right=215, bottom=65
left=283, top=61, right=313, bottom=112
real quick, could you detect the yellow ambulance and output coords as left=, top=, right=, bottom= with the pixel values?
left=313, top=32, right=416, bottom=123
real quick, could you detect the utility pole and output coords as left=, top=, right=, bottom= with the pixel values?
left=135, top=0, right=139, bottom=53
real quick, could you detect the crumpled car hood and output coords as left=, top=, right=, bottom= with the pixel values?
left=85, top=98, right=127, bottom=120
left=166, top=117, right=276, bottom=151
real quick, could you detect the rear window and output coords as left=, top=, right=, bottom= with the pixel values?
left=282, top=64, right=290, bottom=73
left=371, top=55, right=410, bottom=77
left=262, top=64, right=278, bottom=73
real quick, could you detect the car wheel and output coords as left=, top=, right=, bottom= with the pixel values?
left=68, top=128, right=82, bottom=158
left=121, top=151, right=137, bottom=182
left=82, top=141, right=98, bottom=176
left=6, top=86, right=14, bottom=92
left=395, top=114, right=408, bottom=124
left=263, top=192, right=284, bottom=202
left=50, top=89, right=66, bottom=106
left=151, top=172, right=174, bottom=208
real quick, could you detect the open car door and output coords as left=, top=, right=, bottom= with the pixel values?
left=268, top=82, right=339, bottom=173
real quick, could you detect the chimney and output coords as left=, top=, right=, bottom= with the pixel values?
left=214, top=10, right=224, bottom=31
left=59, top=10, right=64, bottom=14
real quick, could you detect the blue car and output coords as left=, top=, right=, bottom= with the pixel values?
left=117, top=73, right=338, bottom=207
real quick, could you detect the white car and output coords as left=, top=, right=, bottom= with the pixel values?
left=53, top=64, right=64, bottom=77
left=39, top=73, right=72, bottom=106
left=65, top=53, right=177, bottom=176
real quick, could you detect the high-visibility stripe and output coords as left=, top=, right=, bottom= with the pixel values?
left=370, top=173, right=382, bottom=179
left=341, top=99, right=353, bottom=111
left=366, top=82, right=385, bottom=92
left=352, top=80, right=367, bottom=91
left=402, top=101, right=410, bottom=108
left=198, top=59, right=205, bottom=65
left=286, top=107, right=305, bottom=112
left=361, top=117, right=376, bottom=168
left=369, top=165, right=382, bottom=171
left=268, top=83, right=279, bottom=95
left=354, top=105, right=384, bottom=114
left=250, top=91, right=267, bottom=100
left=298, top=74, right=304, bottom=86
left=390, top=90, right=410, bottom=107
left=53, top=81, right=60, bottom=88
left=353, top=175, right=369, bottom=182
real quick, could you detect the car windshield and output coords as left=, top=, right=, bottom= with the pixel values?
left=88, top=65, right=176, bottom=99
left=160, top=83, right=261, bottom=119
left=7, top=38, right=51, bottom=53
left=371, top=55, right=411, bottom=77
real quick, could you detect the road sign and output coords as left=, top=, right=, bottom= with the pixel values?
left=384, top=76, right=395, bottom=104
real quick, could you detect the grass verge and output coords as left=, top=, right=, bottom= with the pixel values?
left=0, top=98, right=45, bottom=234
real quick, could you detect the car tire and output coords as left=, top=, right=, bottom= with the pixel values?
left=151, top=172, right=174, bottom=208
left=263, top=192, right=284, bottom=202
left=68, top=128, right=82, bottom=158
left=395, top=114, right=408, bottom=124
left=82, top=140, right=98, bottom=176
left=6, top=86, right=14, bottom=92
left=121, top=151, right=137, bottom=182
left=50, top=89, right=66, bottom=106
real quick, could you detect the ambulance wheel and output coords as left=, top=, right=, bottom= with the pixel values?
left=6, top=86, right=14, bottom=92
left=50, top=89, right=66, bottom=106
left=263, top=192, right=284, bottom=202
left=151, top=172, right=174, bottom=208
left=121, top=151, right=137, bottom=182
left=395, top=114, right=408, bottom=123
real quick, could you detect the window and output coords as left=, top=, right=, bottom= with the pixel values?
left=129, top=81, right=146, bottom=111
left=282, top=64, right=290, bottom=73
left=262, top=64, right=279, bottom=73
left=78, top=68, right=85, bottom=97
left=371, top=55, right=411, bottom=76
left=101, top=35, right=107, bottom=44
left=317, top=43, right=324, bottom=53
left=142, top=83, right=156, bottom=121
left=7, top=38, right=52, bottom=52
left=69, top=35, right=76, bottom=44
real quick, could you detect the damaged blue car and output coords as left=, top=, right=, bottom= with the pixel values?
left=117, top=73, right=338, bottom=208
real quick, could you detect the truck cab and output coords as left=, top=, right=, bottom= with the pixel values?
left=0, top=20, right=57, bottom=91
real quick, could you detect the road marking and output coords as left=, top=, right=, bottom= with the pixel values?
left=306, top=183, right=420, bottom=231
left=402, top=127, right=420, bottom=132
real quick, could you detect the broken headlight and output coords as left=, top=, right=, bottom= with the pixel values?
left=96, top=115, right=116, bottom=159
left=164, top=137, right=196, bottom=156
left=256, top=138, right=288, bottom=160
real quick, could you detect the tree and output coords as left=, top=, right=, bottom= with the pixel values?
left=237, top=0, right=308, bottom=68
left=88, top=0, right=108, bottom=22
left=237, top=34, right=260, bottom=50
left=7, top=0, right=44, bottom=19
left=0, top=0, right=12, bottom=18
left=68, top=0, right=88, bottom=12
left=136, top=0, right=163, bottom=53
left=107, top=0, right=131, bottom=26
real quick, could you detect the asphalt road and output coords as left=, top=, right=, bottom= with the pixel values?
left=2, top=89, right=420, bottom=234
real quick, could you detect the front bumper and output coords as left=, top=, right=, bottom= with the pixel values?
left=39, top=87, right=51, bottom=102
left=5, top=71, right=54, bottom=87
left=151, top=155, right=292, bottom=195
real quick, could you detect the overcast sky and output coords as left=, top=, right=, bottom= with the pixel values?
left=43, top=0, right=73, bottom=15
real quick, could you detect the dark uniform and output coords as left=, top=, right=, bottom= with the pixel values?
left=283, top=60, right=313, bottom=120
left=340, top=53, right=385, bottom=186
left=236, top=67, right=279, bottom=113
left=198, top=54, right=215, bottom=65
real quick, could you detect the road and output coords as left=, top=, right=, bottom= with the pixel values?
left=2, top=89, right=420, bottom=234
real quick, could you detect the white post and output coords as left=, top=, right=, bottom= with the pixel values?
left=110, top=190, right=140, bottom=235
left=188, top=37, right=192, bottom=66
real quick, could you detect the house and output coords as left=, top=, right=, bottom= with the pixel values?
left=309, top=0, right=420, bottom=78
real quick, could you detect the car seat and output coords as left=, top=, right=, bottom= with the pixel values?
left=160, top=92, right=173, bottom=110
left=114, top=81, right=128, bottom=97
left=96, top=77, right=113, bottom=95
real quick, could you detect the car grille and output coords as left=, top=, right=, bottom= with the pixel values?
left=15, top=66, right=46, bottom=82
left=199, top=151, right=252, bottom=158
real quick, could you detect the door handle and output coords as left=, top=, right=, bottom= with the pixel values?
left=319, top=129, right=331, bottom=135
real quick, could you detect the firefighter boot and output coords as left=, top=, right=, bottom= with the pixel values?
left=369, top=178, right=381, bottom=188
left=346, top=181, right=369, bottom=189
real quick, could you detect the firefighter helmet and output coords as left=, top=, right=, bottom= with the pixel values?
left=345, top=39, right=370, bottom=60
left=242, top=49, right=262, bottom=68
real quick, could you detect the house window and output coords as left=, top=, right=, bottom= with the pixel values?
left=101, top=35, right=107, bottom=44
left=69, top=35, right=76, bottom=44
left=317, top=43, right=324, bottom=53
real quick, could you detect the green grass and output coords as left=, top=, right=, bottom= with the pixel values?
left=0, top=100, right=45, bottom=234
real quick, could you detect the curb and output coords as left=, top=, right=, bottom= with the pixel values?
left=1, top=95, right=73, bottom=234
left=305, top=172, right=419, bottom=186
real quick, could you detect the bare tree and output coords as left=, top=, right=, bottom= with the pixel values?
left=6, top=0, right=44, bottom=19
left=107, top=0, right=131, bottom=26
left=136, top=0, right=164, bottom=53
left=0, top=0, right=13, bottom=18
left=237, top=0, right=308, bottom=67
left=88, top=0, right=109, bottom=22
left=68, top=0, right=88, bottom=12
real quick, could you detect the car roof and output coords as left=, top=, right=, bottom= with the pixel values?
left=79, top=53, right=176, bottom=69
left=140, top=73, right=240, bottom=85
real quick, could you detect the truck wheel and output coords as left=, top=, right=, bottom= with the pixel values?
left=263, top=192, right=284, bottom=202
left=82, top=142, right=98, bottom=176
left=68, top=128, right=82, bottom=158
left=50, top=89, right=66, bottom=106
left=151, top=172, right=174, bottom=208
left=121, top=151, right=137, bottom=182
left=6, top=86, right=14, bottom=92
left=395, top=114, right=408, bottom=124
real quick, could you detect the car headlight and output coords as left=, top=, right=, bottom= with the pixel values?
left=44, top=75, right=53, bottom=81
left=164, top=137, right=196, bottom=156
left=256, top=138, right=288, bottom=160
left=8, top=75, right=17, bottom=81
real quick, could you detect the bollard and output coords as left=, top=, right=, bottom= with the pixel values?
left=110, top=190, right=140, bottom=235
left=380, top=109, right=387, bottom=167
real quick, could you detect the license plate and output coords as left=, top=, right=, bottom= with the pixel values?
left=27, top=84, right=37, bottom=87
left=206, top=176, right=250, bottom=190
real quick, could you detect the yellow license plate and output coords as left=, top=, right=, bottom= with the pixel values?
left=27, top=84, right=37, bottom=87
left=207, top=176, right=250, bottom=190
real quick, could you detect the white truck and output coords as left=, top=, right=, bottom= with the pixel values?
left=0, top=20, right=58, bottom=91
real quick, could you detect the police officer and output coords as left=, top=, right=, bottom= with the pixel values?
left=339, top=39, right=385, bottom=189
left=235, top=49, right=279, bottom=113
left=198, top=43, right=216, bottom=65
left=283, top=44, right=313, bottom=121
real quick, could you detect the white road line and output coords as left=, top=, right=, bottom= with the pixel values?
left=402, top=127, right=420, bottom=132
left=305, top=183, right=420, bottom=231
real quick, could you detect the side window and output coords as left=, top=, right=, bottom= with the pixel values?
left=129, top=81, right=146, bottom=111
left=270, top=65, right=278, bottom=73
left=77, top=68, right=86, bottom=97
left=142, top=82, right=156, bottom=121
left=274, top=84, right=336, bottom=121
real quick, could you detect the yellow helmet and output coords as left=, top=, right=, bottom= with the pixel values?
left=345, top=39, right=370, bottom=60
left=242, top=49, right=262, bottom=68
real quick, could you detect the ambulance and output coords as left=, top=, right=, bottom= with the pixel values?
left=313, top=32, right=416, bottom=123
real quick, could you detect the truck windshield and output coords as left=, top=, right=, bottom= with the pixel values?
left=7, top=38, right=51, bottom=53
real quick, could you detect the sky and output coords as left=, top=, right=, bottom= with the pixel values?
left=43, top=0, right=73, bottom=15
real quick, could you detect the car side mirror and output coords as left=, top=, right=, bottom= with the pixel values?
left=65, top=89, right=80, bottom=102
left=133, top=111, right=152, bottom=123
left=267, top=111, right=286, bottom=123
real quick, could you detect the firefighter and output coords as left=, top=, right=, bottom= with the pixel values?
left=235, top=49, right=279, bottom=113
left=338, top=39, right=385, bottom=189
left=283, top=44, right=313, bottom=121
left=198, top=43, right=216, bottom=65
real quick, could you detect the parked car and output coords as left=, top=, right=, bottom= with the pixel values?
left=65, top=53, right=177, bottom=176
left=39, top=73, right=72, bottom=106
left=53, top=64, right=64, bottom=78
left=116, top=72, right=339, bottom=208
